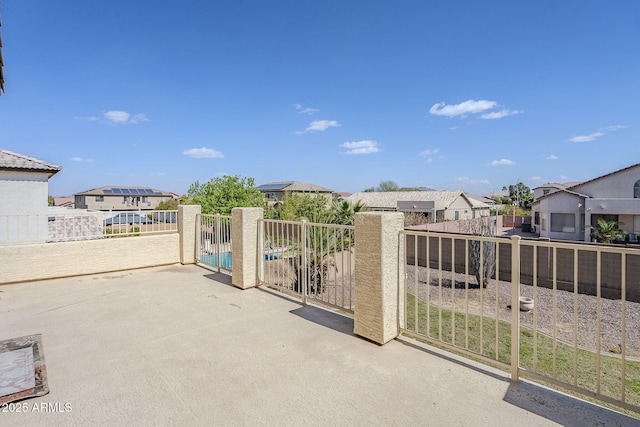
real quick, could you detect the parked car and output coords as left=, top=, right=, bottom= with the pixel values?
left=104, top=213, right=152, bottom=226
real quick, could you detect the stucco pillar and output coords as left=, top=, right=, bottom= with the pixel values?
left=231, top=207, right=263, bottom=289
left=179, top=204, right=201, bottom=264
left=354, top=211, right=405, bottom=345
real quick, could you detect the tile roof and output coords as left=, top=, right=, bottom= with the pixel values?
left=0, top=149, right=62, bottom=174
left=256, top=181, right=333, bottom=193
left=346, top=191, right=490, bottom=210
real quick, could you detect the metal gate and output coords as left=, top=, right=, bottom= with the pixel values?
left=258, top=219, right=355, bottom=314
left=196, top=214, right=232, bottom=272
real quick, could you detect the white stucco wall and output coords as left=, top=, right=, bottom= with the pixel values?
left=0, top=171, right=50, bottom=244
left=572, top=165, right=640, bottom=198
left=536, top=192, right=584, bottom=241
left=443, top=196, right=475, bottom=221
left=0, top=171, right=49, bottom=214
left=0, top=234, right=180, bottom=284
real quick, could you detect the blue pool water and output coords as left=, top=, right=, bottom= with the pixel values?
left=200, top=251, right=283, bottom=269
left=200, top=252, right=232, bottom=269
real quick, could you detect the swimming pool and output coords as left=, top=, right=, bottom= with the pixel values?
left=199, top=251, right=283, bottom=269
left=200, top=252, right=232, bottom=269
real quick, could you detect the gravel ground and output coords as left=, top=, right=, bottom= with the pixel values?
left=405, top=265, right=640, bottom=357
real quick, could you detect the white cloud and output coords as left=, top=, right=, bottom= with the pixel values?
left=455, top=177, right=490, bottom=185
left=340, top=140, right=380, bottom=155
left=429, top=99, right=497, bottom=118
left=490, top=158, right=515, bottom=166
left=569, top=132, right=604, bottom=143
left=480, top=109, right=523, bottom=120
left=293, top=104, right=319, bottom=115
left=560, top=175, right=568, bottom=180
left=104, top=110, right=131, bottom=123
left=419, top=148, right=439, bottom=156
left=182, top=147, right=224, bottom=158
left=530, top=176, right=543, bottom=181
left=297, top=119, right=340, bottom=134
left=419, top=148, right=439, bottom=163
left=70, top=157, right=94, bottom=163
left=103, top=110, right=150, bottom=125
left=546, top=154, right=559, bottom=160
left=130, top=113, right=150, bottom=123
left=601, top=125, right=628, bottom=132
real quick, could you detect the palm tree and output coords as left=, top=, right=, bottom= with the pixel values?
left=589, top=218, right=625, bottom=243
left=329, top=199, right=368, bottom=226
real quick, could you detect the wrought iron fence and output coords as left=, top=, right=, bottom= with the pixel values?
left=400, top=229, right=640, bottom=415
left=0, top=210, right=178, bottom=245
left=196, top=214, right=232, bottom=272
left=258, top=219, right=355, bottom=314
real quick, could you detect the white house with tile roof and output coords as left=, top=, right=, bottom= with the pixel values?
left=0, top=149, right=61, bottom=215
left=345, top=191, right=491, bottom=222
left=0, top=149, right=62, bottom=244
left=530, top=163, right=640, bottom=241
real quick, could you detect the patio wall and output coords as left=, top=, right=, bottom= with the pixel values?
left=0, top=205, right=201, bottom=284
left=0, top=234, right=180, bottom=284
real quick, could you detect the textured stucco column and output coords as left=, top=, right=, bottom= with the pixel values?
left=231, top=207, right=263, bottom=289
left=354, top=211, right=405, bottom=345
left=179, top=204, right=201, bottom=265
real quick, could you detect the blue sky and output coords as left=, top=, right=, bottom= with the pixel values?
left=1, top=1, right=639, bottom=197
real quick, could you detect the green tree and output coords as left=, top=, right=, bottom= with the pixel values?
left=377, top=180, right=400, bottom=192
left=277, top=193, right=331, bottom=222
left=329, top=198, right=368, bottom=226
left=502, top=182, right=533, bottom=209
left=155, top=198, right=179, bottom=210
left=185, top=175, right=265, bottom=215
left=48, top=195, right=55, bottom=206
left=589, top=218, right=625, bottom=244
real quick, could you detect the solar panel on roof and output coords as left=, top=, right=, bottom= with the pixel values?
left=112, top=188, right=123, bottom=194
left=145, top=189, right=154, bottom=194
left=257, top=183, right=289, bottom=191
left=122, top=189, right=131, bottom=194
left=104, top=190, right=113, bottom=194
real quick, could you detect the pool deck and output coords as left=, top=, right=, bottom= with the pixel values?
left=1, top=264, right=636, bottom=426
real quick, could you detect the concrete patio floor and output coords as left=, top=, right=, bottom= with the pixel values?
left=1, top=264, right=637, bottom=426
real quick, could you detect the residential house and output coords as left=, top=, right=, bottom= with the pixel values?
left=532, top=182, right=580, bottom=201
left=345, top=191, right=491, bottom=221
left=0, top=149, right=61, bottom=215
left=0, top=149, right=62, bottom=243
left=531, top=163, right=640, bottom=241
left=74, top=186, right=177, bottom=211
left=256, top=181, right=333, bottom=206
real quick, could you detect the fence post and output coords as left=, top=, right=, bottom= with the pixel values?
left=353, top=212, right=404, bottom=345
left=215, top=214, right=221, bottom=272
left=178, top=204, right=201, bottom=264
left=231, top=207, right=263, bottom=289
left=257, top=219, right=264, bottom=286
left=510, top=235, right=521, bottom=382
left=195, top=213, right=201, bottom=263
left=301, top=220, right=308, bottom=305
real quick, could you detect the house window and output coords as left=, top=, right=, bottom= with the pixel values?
left=142, top=196, right=148, bottom=203
left=534, top=212, right=540, bottom=225
left=634, top=180, right=640, bottom=198
left=551, top=213, right=575, bottom=233
left=95, top=196, right=104, bottom=202
left=454, top=211, right=459, bottom=220
left=543, top=189, right=550, bottom=195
